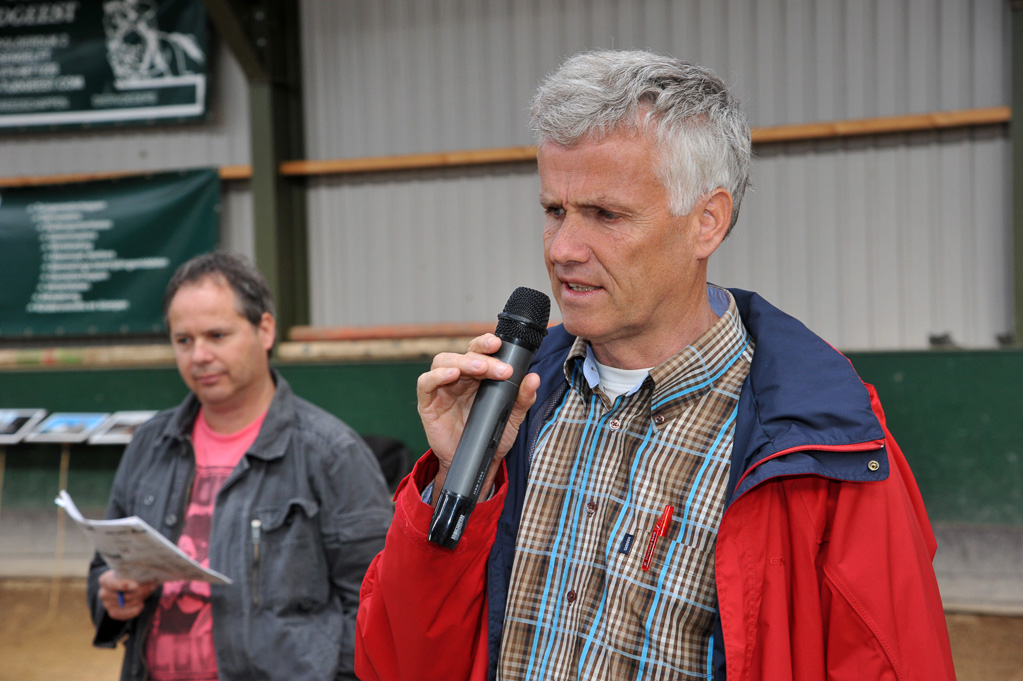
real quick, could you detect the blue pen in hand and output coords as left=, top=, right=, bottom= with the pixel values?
left=117, top=591, right=125, bottom=608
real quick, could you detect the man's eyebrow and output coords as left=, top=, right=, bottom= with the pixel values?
left=539, top=193, right=626, bottom=210
left=173, top=326, right=230, bottom=337
left=584, top=196, right=628, bottom=211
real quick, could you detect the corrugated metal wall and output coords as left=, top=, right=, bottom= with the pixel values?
left=0, top=1, right=1011, bottom=350
left=716, top=129, right=1011, bottom=349
left=299, top=0, right=1012, bottom=349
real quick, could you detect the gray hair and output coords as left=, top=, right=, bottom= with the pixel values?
left=530, top=50, right=752, bottom=233
left=162, top=251, right=275, bottom=331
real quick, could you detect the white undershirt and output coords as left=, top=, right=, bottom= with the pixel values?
left=585, top=285, right=732, bottom=402
left=594, top=361, right=651, bottom=401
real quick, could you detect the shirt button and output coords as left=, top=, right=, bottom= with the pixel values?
left=654, top=414, right=665, bottom=425
left=566, top=590, right=577, bottom=603
left=164, top=513, right=177, bottom=527
left=609, top=419, right=621, bottom=431
left=143, top=495, right=155, bottom=505
left=586, top=501, right=598, bottom=516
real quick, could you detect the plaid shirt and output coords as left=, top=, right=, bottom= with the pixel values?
left=498, top=288, right=754, bottom=681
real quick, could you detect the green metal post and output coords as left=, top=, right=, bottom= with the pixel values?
left=203, top=0, right=309, bottom=334
left=1014, top=1, right=1023, bottom=344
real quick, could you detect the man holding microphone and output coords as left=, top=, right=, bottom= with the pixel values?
left=356, top=50, right=955, bottom=681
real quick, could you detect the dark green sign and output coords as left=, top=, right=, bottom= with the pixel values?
left=0, top=168, right=218, bottom=337
left=0, top=0, right=207, bottom=129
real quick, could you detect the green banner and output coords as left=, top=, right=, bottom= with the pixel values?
left=0, top=0, right=207, bottom=129
left=0, top=168, right=218, bottom=337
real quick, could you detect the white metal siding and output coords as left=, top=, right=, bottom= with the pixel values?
left=299, top=0, right=1008, bottom=156
left=0, top=2, right=1010, bottom=349
left=712, top=128, right=1012, bottom=350
left=307, top=165, right=550, bottom=326
left=299, top=0, right=1011, bottom=349
left=219, top=181, right=256, bottom=261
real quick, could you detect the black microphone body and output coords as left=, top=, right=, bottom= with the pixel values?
left=428, top=287, right=550, bottom=549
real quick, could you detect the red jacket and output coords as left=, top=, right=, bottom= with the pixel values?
left=356, top=290, right=956, bottom=680
left=714, top=384, right=954, bottom=680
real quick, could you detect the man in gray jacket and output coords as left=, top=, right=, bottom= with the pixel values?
left=87, top=251, right=393, bottom=681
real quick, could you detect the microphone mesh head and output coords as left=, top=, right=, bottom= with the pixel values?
left=496, top=287, right=550, bottom=348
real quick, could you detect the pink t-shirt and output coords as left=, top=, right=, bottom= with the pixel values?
left=145, top=408, right=266, bottom=681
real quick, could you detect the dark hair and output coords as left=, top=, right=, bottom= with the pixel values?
left=162, top=251, right=276, bottom=331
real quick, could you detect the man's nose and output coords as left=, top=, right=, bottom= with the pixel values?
left=190, top=339, right=214, bottom=363
left=546, top=213, right=589, bottom=264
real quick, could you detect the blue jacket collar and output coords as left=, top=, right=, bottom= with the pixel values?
left=727, top=288, right=887, bottom=502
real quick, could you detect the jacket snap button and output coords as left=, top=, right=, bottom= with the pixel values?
left=609, top=419, right=621, bottom=431
left=566, top=590, right=577, bottom=603
left=868, top=460, right=880, bottom=472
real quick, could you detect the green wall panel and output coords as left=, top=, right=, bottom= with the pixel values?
left=848, top=350, right=1023, bottom=525
left=1, top=350, right=1021, bottom=525
left=0, top=362, right=429, bottom=510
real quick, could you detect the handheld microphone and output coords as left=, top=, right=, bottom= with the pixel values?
left=428, top=287, right=550, bottom=549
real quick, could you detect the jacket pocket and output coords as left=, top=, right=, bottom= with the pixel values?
left=250, top=498, right=329, bottom=612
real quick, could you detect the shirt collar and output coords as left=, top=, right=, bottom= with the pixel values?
left=562, top=285, right=752, bottom=410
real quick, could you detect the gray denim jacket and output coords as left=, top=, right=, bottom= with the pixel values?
left=87, top=371, right=393, bottom=681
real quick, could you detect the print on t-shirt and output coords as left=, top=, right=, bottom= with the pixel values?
left=145, top=465, right=232, bottom=681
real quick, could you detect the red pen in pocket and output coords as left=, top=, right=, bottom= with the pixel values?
left=642, top=504, right=674, bottom=571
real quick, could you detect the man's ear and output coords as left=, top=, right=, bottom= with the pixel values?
left=694, top=187, right=733, bottom=260
left=258, top=312, right=276, bottom=352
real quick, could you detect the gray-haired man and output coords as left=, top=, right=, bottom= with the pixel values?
left=356, top=50, right=954, bottom=681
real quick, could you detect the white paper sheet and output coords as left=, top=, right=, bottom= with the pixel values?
left=56, top=489, right=232, bottom=585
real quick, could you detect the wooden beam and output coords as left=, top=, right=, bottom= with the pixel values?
left=279, top=106, right=1010, bottom=177
left=219, top=164, right=253, bottom=180
left=277, top=338, right=477, bottom=363
left=751, top=106, right=1011, bottom=144
left=0, top=106, right=1009, bottom=188
left=289, top=321, right=498, bottom=342
left=279, top=145, right=539, bottom=177
left=0, top=344, right=175, bottom=370
left=0, top=339, right=471, bottom=369
left=0, top=166, right=253, bottom=188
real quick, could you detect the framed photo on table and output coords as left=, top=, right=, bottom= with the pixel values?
left=26, top=413, right=110, bottom=444
left=0, top=409, right=48, bottom=445
left=88, top=411, right=158, bottom=445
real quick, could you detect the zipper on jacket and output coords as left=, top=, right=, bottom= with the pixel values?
left=250, top=518, right=262, bottom=607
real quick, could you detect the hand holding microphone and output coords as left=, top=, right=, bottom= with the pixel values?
left=420, top=287, right=550, bottom=549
